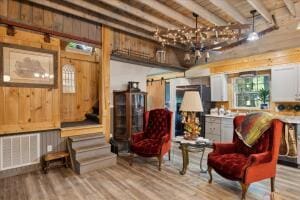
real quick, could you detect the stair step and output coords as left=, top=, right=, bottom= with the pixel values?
left=76, top=154, right=117, bottom=174
left=69, top=133, right=104, bottom=142
left=73, top=144, right=111, bottom=160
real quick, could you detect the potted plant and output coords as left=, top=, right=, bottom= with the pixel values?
left=258, top=88, right=270, bottom=109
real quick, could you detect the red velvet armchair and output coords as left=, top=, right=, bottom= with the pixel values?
left=129, top=109, right=173, bottom=171
left=207, top=116, right=283, bottom=200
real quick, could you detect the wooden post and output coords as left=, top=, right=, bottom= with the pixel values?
left=100, top=25, right=112, bottom=142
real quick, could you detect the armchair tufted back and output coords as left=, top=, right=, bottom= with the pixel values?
left=144, top=109, right=172, bottom=140
left=233, top=116, right=274, bottom=156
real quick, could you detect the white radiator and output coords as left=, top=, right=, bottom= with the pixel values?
left=0, top=134, right=40, bottom=171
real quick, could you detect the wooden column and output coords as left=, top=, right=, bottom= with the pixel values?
left=100, top=26, right=112, bottom=142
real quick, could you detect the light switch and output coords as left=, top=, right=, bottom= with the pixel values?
left=47, top=145, right=53, bottom=152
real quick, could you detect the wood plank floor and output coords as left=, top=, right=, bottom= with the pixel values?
left=0, top=145, right=299, bottom=200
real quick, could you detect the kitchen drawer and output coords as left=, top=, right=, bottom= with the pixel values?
left=221, top=118, right=234, bottom=125
left=205, top=116, right=221, bottom=124
left=221, top=124, right=234, bottom=142
left=205, top=122, right=221, bottom=135
left=206, top=133, right=221, bottom=143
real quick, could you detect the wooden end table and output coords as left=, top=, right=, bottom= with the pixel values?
left=43, top=151, right=69, bottom=174
left=173, top=136, right=213, bottom=175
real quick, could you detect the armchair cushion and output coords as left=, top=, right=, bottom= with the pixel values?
left=131, top=139, right=162, bottom=156
left=131, top=132, right=144, bottom=144
left=208, top=153, right=248, bottom=180
left=144, top=109, right=169, bottom=140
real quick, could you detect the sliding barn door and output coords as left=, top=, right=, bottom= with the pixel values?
left=147, top=81, right=165, bottom=110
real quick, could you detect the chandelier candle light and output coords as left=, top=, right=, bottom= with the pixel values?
left=154, top=13, right=250, bottom=64
left=180, top=91, right=203, bottom=140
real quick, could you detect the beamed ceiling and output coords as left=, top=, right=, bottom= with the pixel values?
left=27, top=0, right=300, bottom=40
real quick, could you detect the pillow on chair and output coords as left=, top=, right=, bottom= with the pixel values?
left=235, top=112, right=273, bottom=147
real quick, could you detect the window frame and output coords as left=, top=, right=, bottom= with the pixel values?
left=62, top=64, right=76, bottom=94
left=233, top=74, right=270, bottom=109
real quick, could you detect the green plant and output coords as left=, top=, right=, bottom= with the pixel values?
left=258, top=88, right=269, bottom=104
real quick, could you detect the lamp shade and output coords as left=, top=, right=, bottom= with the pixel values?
left=180, top=91, right=203, bottom=112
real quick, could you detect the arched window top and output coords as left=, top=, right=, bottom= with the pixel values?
left=62, top=64, right=75, bottom=93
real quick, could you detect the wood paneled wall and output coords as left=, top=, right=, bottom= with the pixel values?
left=0, top=27, right=61, bottom=134
left=61, top=51, right=99, bottom=122
left=0, top=0, right=101, bottom=44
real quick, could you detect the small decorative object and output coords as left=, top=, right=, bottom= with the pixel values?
left=277, top=104, right=285, bottom=111
left=0, top=43, right=57, bottom=87
left=219, top=105, right=225, bottom=116
left=258, top=88, right=269, bottom=109
left=294, top=104, right=300, bottom=112
left=127, top=81, right=140, bottom=92
left=180, top=91, right=203, bottom=140
left=210, top=108, right=218, bottom=115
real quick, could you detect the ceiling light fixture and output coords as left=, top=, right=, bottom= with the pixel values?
left=154, top=13, right=250, bottom=64
left=247, top=10, right=259, bottom=41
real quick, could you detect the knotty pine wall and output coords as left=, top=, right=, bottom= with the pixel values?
left=0, top=27, right=61, bottom=134
left=0, top=0, right=101, bottom=44
left=61, top=51, right=99, bottom=122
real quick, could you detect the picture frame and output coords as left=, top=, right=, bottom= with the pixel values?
left=0, top=43, right=58, bottom=88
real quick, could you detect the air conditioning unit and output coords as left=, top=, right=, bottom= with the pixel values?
left=0, top=134, right=40, bottom=171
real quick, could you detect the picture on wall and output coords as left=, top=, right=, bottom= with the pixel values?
left=0, top=43, right=58, bottom=88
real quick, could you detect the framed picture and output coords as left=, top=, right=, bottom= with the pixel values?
left=0, top=43, right=58, bottom=88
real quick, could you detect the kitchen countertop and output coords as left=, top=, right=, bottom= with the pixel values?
left=205, top=114, right=300, bottom=124
left=205, top=114, right=236, bottom=119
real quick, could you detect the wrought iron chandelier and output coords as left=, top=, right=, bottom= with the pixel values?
left=154, top=13, right=250, bottom=64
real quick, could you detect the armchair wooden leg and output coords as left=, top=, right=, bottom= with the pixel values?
left=239, top=182, right=249, bottom=200
left=158, top=155, right=162, bottom=171
left=208, top=165, right=213, bottom=184
left=271, top=177, right=275, bottom=192
left=168, top=150, right=171, bottom=161
left=129, top=153, right=134, bottom=166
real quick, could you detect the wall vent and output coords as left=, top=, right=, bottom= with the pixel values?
left=0, top=134, right=40, bottom=171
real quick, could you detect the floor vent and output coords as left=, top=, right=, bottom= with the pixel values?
left=0, top=134, right=40, bottom=171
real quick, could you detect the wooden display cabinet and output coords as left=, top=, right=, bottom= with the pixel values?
left=113, top=90, right=147, bottom=142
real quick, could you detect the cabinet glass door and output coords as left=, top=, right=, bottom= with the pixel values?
left=114, top=93, right=127, bottom=139
left=131, top=94, right=145, bottom=133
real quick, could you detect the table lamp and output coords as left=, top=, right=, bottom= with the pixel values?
left=180, top=91, right=203, bottom=140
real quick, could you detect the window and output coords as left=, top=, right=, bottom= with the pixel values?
left=66, top=42, right=93, bottom=55
left=234, top=75, right=270, bottom=108
left=62, top=64, right=75, bottom=93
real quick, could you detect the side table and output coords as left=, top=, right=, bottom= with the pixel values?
left=174, top=136, right=213, bottom=175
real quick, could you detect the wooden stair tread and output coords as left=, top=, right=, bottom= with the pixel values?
left=69, top=133, right=104, bottom=142
left=44, top=151, right=69, bottom=161
left=74, top=143, right=110, bottom=153
left=77, top=154, right=116, bottom=166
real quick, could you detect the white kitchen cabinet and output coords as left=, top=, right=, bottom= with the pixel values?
left=205, top=116, right=234, bottom=143
left=271, top=64, right=300, bottom=102
left=210, top=74, right=228, bottom=101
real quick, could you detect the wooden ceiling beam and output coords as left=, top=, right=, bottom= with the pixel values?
left=97, top=0, right=178, bottom=29
left=208, top=0, right=248, bottom=24
left=138, top=0, right=195, bottom=28
left=246, top=0, right=273, bottom=23
left=26, top=0, right=154, bottom=41
left=173, top=0, right=227, bottom=26
left=62, top=0, right=156, bottom=32
left=283, top=0, right=296, bottom=17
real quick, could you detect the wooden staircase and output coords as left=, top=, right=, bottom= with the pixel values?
left=68, top=133, right=116, bottom=174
